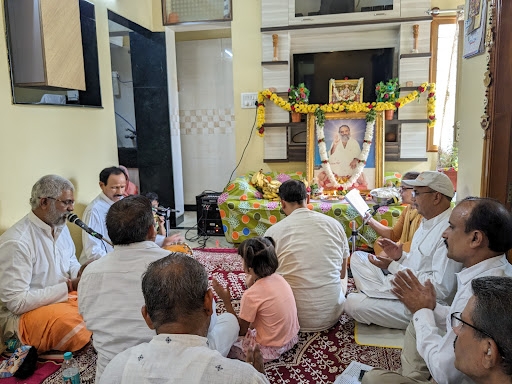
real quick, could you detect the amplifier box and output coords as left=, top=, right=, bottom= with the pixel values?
left=195, top=193, right=224, bottom=236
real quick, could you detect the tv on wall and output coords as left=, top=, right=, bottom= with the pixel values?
left=293, top=48, right=395, bottom=104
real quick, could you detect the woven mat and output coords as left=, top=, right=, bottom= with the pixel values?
left=31, top=249, right=400, bottom=384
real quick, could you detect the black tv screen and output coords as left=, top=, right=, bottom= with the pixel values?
left=293, top=48, right=395, bottom=104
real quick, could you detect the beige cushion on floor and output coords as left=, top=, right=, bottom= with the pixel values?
left=354, top=322, right=405, bottom=349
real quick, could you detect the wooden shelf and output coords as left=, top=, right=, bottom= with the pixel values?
left=385, top=119, right=429, bottom=124
left=261, top=61, right=288, bottom=65
left=264, top=159, right=290, bottom=163
left=400, top=86, right=419, bottom=91
left=400, top=53, right=431, bottom=59
left=261, top=16, right=432, bottom=32
left=263, top=122, right=306, bottom=127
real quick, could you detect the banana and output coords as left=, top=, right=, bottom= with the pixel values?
left=251, top=172, right=259, bottom=186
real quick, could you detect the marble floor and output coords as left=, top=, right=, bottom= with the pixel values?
left=173, top=211, right=235, bottom=249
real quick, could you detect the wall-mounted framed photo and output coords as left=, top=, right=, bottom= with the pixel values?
left=329, top=78, right=364, bottom=103
left=306, top=112, right=384, bottom=192
left=463, top=0, right=487, bottom=58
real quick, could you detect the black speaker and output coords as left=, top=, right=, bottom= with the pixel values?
left=195, top=193, right=224, bottom=236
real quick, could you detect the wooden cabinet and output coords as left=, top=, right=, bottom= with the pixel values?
left=6, top=0, right=86, bottom=90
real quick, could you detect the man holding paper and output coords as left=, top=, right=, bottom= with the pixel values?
left=345, top=171, right=462, bottom=329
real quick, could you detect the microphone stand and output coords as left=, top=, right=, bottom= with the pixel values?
left=349, top=218, right=371, bottom=254
left=349, top=202, right=389, bottom=254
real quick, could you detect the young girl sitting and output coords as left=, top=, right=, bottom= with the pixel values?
left=213, top=237, right=300, bottom=362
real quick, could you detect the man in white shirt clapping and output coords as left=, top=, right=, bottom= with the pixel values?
left=362, top=197, right=512, bottom=384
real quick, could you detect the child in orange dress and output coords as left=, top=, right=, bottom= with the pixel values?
left=213, top=237, right=300, bottom=362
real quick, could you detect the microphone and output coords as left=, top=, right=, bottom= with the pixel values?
left=67, top=213, right=113, bottom=246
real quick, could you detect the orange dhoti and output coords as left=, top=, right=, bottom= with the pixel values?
left=18, top=293, right=91, bottom=353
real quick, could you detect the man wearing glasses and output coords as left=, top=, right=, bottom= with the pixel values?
left=362, top=197, right=512, bottom=384
left=0, top=175, right=92, bottom=354
left=452, top=277, right=512, bottom=384
left=346, top=171, right=461, bottom=329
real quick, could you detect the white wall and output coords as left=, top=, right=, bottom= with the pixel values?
left=176, top=38, right=236, bottom=204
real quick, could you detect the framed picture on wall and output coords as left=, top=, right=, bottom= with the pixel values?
left=463, top=0, right=487, bottom=58
left=328, top=78, right=364, bottom=103
left=306, top=112, right=383, bottom=192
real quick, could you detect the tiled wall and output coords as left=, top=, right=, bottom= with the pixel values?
left=176, top=38, right=236, bottom=205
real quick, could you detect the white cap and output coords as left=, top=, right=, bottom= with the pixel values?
left=406, top=171, right=455, bottom=198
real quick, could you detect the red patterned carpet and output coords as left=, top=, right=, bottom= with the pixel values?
left=21, top=248, right=399, bottom=384
left=194, top=249, right=401, bottom=383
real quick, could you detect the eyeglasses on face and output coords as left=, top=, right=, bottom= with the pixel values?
left=451, top=312, right=505, bottom=357
left=399, top=186, right=413, bottom=193
left=411, top=190, right=436, bottom=198
left=43, top=196, right=75, bottom=207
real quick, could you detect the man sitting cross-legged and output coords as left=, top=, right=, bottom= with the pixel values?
left=264, top=179, right=350, bottom=332
left=345, top=171, right=463, bottom=329
left=100, top=253, right=269, bottom=384
left=362, top=197, right=512, bottom=384
left=78, top=195, right=238, bottom=382
left=0, top=175, right=91, bottom=353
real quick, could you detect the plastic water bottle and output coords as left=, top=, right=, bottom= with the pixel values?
left=62, top=352, right=80, bottom=384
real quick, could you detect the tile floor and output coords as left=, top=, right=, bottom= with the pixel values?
left=173, top=211, right=235, bottom=249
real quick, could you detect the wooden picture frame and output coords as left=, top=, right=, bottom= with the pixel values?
left=306, top=112, right=384, bottom=192
left=329, top=78, right=364, bottom=103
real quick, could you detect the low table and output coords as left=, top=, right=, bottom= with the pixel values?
left=219, top=197, right=405, bottom=247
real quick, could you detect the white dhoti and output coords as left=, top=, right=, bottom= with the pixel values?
left=207, top=312, right=239, bottom=357
left=345, top=251, right=410, bottom=329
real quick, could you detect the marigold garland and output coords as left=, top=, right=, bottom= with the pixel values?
left=256, top=83, right=436, bottom=137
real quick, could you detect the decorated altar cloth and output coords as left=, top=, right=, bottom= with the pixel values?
left=218, top=173, right=406, bottom=245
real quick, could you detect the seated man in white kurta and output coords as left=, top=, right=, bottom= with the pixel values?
left=329, top=124, right=361, bottom=177
left=345, top=171, right=463, bottom=329
left=100, top=254, right=269, bottom=384
left=79, top=195, right=237, bottom=383
left=264, top=180, right=350, bottom=332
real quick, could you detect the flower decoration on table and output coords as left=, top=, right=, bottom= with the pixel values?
left=288, top=83, right=310, bottom=109
left=375, top=78, right=400, bottom=106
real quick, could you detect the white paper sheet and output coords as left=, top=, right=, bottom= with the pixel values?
left=334, top=361, right=374, bottom=384
left=344, top=189, right=371, bottom=218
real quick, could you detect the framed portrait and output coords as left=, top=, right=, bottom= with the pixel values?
left=463, top=0, right=487, bottom=58
left=329, top=78, right=364, bottom=103
left=306, top=112, right=384, bottom=192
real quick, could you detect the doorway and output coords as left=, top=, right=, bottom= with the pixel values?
left=107, top=11, right=184, bottom=227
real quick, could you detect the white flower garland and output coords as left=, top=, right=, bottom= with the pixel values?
left=316, top=119, right=375, bottom=189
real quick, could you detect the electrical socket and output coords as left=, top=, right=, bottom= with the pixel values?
left=241, top=92, right=258, bottom=109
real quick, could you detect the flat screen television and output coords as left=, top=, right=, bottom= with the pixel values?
left=293, top=48, right=395, bottom=104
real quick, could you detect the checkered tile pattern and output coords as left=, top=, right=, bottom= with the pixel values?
left=179, top=108, right=235, bottom=135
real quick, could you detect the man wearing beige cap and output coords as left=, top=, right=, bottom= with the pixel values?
left=345, top=171, right=462, bottom=329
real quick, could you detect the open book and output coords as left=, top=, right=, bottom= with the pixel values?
left=344, top=189, right=371, bottom=219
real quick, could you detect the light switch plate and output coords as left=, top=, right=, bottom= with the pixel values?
left=241, top=92, right=258, bottom=109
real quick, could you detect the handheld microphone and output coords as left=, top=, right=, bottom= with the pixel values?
left=67, top=213, right=113, bottom=246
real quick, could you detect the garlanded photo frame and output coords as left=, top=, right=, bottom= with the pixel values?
left=306, top=112, right=384, bottom=192
left=329, top=78, right=364, bottom=103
